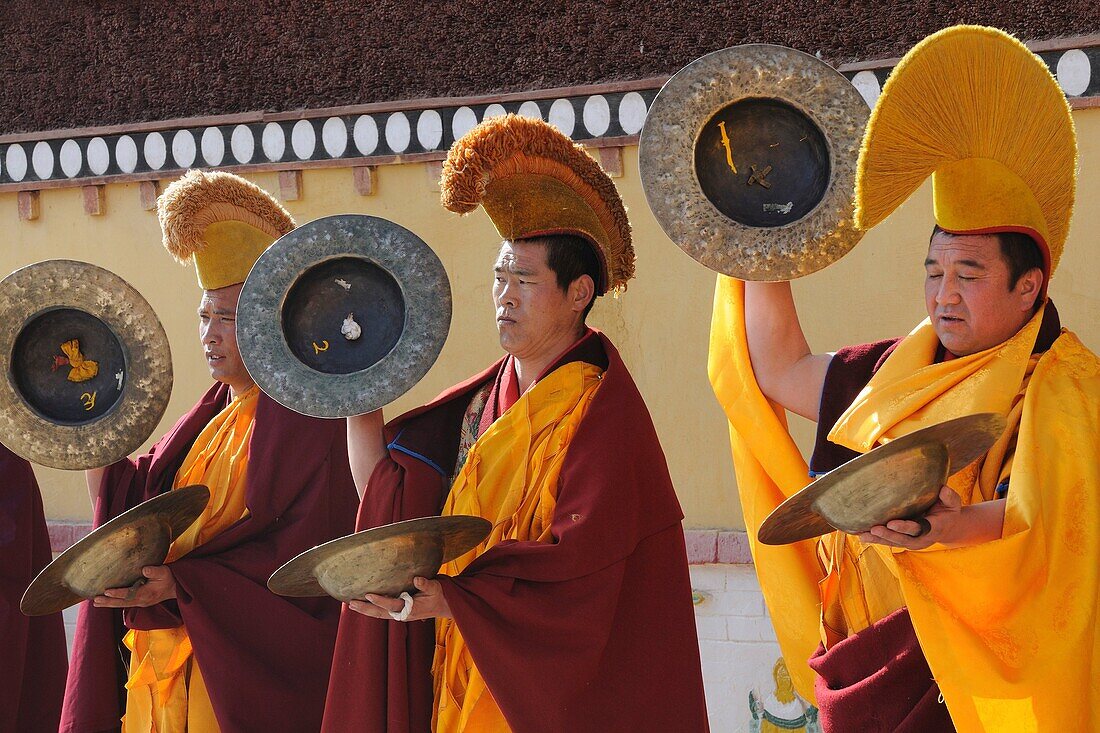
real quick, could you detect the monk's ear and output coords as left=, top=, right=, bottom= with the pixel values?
left=1015, top=267, right=1044, bottom=310
left=569, top=274, right=595, bottom=314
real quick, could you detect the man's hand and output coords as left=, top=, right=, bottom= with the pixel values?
left=347, top=576, right=452, bottom=621
left=93, top=565, right=177, bottom=608
left=858, top=485, right=962, bottom=550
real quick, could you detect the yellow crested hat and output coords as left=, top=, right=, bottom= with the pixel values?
left=157, top=170, right=295, bottom=290
left=440, top=114, right=634, bottom=293
left=855, top=25, right=1076, bottom=282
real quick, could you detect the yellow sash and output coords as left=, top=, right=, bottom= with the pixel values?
left=122, top=387, right=258, bottom=733
left=432, top=361, right=603, bottom=733
left=814, top=306, right=1046, bottom=647
left=707, top=277, right=822, bottom=701
left=829, top=308, right=1100, bottom=731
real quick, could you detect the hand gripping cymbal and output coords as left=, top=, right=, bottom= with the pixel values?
left=758, top=413, right=1007, bottom=545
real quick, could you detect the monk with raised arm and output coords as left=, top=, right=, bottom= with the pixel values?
left=710, top=26, right=1099, bottom=732
left=323, top=115, right=708, bottom=733
left=62, top=170, right=357, bottom=733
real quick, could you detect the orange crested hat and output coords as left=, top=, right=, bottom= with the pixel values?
left=158, top=170, right=295, bottom=290
left=440, top=114, right=634, bottom=294
left=855, top=25, right=1077, bottom=285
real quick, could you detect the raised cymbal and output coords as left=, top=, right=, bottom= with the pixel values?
left=237, top=214, right=451, bottom=418
left=20, top=485, right=210, bottom=616
left=639, top=44, right=869, bottom=281
left=268, top=515, right=492, bottom=602
left=758, top=412, right=1007, bottom=546
left=0, top=260, right=173, bottom=469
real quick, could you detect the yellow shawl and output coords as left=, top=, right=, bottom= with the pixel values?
left=829, top=308, right=1100, bottom=731
left=433, top=361, right=603, bottom=732
left=122, top=386, right=258, bottom=733
left=707, top=277, right=823, bottom=700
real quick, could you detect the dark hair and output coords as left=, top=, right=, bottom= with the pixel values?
left=930, top=225, right=1044, bottom=290
left=525, top=234, right=603, bottom=319
left=997, top=231, right=1046, bottom=290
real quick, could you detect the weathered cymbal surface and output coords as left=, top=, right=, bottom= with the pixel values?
left=902, top=412, right=1008, bottom=473
left=0, top=259, right=173, bottom=469
left=814, top=441, right=949, bottom=534
left=758, top=413, right=1007, bottom=545
left=268, top=515, right=492, bottom=601
left=639, top=44, right=869, bottom=281
left=237, top=214, right=451, bottom=418
left=20, top=485, right=210, bottom=616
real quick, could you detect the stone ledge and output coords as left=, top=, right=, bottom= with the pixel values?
left=48, top=521, right=754, bottom=565
left=684, top=530, right=752, bottom=565
left=48, top=522, right=93, bottom=553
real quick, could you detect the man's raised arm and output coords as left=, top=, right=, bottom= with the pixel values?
left=84, top=467, right=107, bottom=508
left=347, top=410, right=387, bottom=498
left=743, top=280, right=831, bottom=422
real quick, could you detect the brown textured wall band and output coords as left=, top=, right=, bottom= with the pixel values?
left=1, top=0, right=1094, bottom=135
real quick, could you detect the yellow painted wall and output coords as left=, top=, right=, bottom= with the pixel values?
left=3, top=108, right=1097, bottom=529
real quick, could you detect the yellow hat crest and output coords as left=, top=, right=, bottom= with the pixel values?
left=440, top=114, right=634, bottom=293
left=157, top=170, right=295, bottom=290
left=855, top=25, right=1076, bottom=280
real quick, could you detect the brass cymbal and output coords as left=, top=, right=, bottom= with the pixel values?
left=639, top=44, right=869, bottom=281
left=268, top=515, right=492, bottom=601
left=20, top=485, right=210, bottom=616
left=237, top=214, right=452, bottom=419
left=758, top=412, right=1007, bottom=546
left=0, top=259, right=173, bottom=470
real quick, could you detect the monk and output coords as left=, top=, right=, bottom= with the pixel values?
left=0, top=443, right=68, bottom=733
left=323, top=115, right=709, bottom=732
left=60, top=170, right=358, bottom=733
left=709, top=26, right=1099, bottom=733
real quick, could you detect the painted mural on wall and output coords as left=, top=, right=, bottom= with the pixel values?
left=748, top=657, right=820, bottom=733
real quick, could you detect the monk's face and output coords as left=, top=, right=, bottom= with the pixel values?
left=924, top=232, right=1043, bottom=356
left=198, top=283, right=254, bottom=394
left=493, top=240, right=587, bottom=362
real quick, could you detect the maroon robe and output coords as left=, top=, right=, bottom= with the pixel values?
left=60, top=383, right=358, bottom=733
left=806, top=303, right=1063, bottom=733
left=322, top=331, right=709, bottom=732
left=0, top=443, right=68, bottom=733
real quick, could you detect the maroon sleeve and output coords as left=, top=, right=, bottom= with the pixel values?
left=321, top=454, right=447, bottom=733
left=439, top=524, right=707, bottom=733
left=60, top=456, right=153, bottom=733
left=0, top=446, right=68, bottom=733
left=808, top=607, right=952, bottom=732
left=810, top=338, right=902, bottom=474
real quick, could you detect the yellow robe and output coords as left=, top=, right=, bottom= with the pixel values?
left=432, top=361, right=603, bottom=733
left=122, top=387, right=258, bottom=733
left=710, top=275, right=1100, bottom=730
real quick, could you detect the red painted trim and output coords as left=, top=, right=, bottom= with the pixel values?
left=44, top=521, right=756, bottom=566
left=683, top=529, right=753, bottom=565
left=47, top=522, right=93, bottom=554
left=0, top=80, right=664, bottom=145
